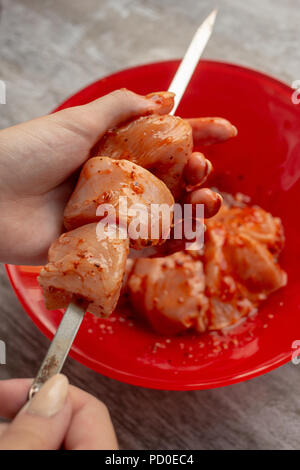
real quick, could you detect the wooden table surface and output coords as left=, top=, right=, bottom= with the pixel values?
left=0, top=0, right=300, bottom=450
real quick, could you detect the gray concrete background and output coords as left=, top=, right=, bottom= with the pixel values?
left=0, top=0, right=300, bottom=450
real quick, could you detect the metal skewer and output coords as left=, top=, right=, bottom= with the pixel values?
left=28, top=9, right=217, bottom=399
left=169, top=9, right=217, bottom=115
left=29, top=302, right=85, bottom=399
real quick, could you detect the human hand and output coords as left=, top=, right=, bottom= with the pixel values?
left=0, top=375, right=118, bottom=450
left=0, top=89, right=222, bottom=265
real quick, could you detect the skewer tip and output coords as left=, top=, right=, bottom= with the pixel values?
left=207, top=9, right=218, bottom=27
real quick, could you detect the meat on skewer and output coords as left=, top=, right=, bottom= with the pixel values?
left=64, top=156, right=174, bottom=249
left=38, top=223, right=129, bottom=317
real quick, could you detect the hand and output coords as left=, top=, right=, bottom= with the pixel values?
left=0, top=88, right=220, bottom=265
left=0, top=375, right=118, bottom=450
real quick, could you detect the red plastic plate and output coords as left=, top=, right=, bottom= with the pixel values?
left=6, top=60, right=300, bottom=390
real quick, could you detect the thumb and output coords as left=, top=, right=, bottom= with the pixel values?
left=0, top=374, right=71, bottom=450
left=51, top=88, right=174, bottom=148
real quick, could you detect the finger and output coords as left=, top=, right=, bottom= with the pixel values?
left=184, top=188, right=222, bottom=218
left=64, top=385, right=118, bottom=450
left=53, top=89, right=174, bottom=148
left=0, top=375, right=71, bottom=450
left=145, top=91, right=175, bottom=115
left=187, top=117, right=237, bottom=146
left=0, top=378, right=32, bottom=419
left=184, top=152, right=213, bottom=191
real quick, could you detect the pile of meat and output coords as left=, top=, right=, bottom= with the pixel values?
left=126, top=194, right=287, bottom=335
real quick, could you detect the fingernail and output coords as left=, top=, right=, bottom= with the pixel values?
left=205, top=159, right=213, bottom=176
left=146, top=91, right=174, bottom=105
left=231, top=125, right=238, bottom=137
left=25, top=374, right=69, bottom=418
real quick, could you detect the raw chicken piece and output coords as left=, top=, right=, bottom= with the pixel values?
left=96, top=114, right=193, bottom=199
left=127, top=198, right=287, bottom=335
left=209, top=202, right=285, bottom=257
left=204, top=225, right=263, bottom=330
left=128, top=252, right=208, bottom=335
left=38, top=223, right=129, bottom=317
left=64, top=157, right=174, bottom=249
left=95, top=114, right=237, bottom=198
left=203, top=202, right=287, bottom=330
left=225, top=232, right=287, bottom=294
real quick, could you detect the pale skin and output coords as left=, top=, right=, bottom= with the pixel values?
left=0, top=89, right=223, bottom=449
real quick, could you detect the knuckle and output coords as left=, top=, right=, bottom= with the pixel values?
left=93, top=396, right=109, bottom=415
left=88, top=395, right=111, bottom=419
left=109, top=88, right=127, bottom=98
left=109, top=88, right=135, bottom=102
